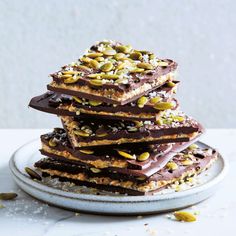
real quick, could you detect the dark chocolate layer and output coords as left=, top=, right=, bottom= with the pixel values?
left=29, top=81, right=179, bottom=121
left=61, top=111, right=201, bottom=148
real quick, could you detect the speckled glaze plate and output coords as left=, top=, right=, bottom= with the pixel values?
left=9, top=139, right=227, bottom=215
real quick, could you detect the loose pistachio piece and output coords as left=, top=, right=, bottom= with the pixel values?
left=138, top=152, right=150, bottom=161
left=89, top=79, right=103, bottom=86
left=137, top=96, right=148, bottom=108
left=73, top=96, right=83, bottom=103
left=90, top=168, right=101, bottom=173
left=87, top=52, right=103, bottom=58
left=100, top=62, right=113, bottom=72
left=153, top=102, right=174, bottom=110
left=25, top=167, right=42, bottom=181
left=174, top=211, right=197, bottom=222
left=116, top=45, right=132, bottom=53
left=129, top=51, right=142, bottom=60
left=89, top=100, right=103, bottom=106
left=167, top=81, right=176, bottom=87
left=0, top=193, right=18, bottom=200
left=114, top=53, right=125, bottom=60
left=117, top=150, right=136, bottom=160
left=188, top=144, right=199, bottom=150
left=49, top=138, right=57, bottom=147
left=101, top=74, right=120, bottom=80
left=181, top=160, right=193, bottom=166
left=79, top=149, right=94, bottom=155
left=137, top=62, right=154, bottom=70
left=74, top=130, right=90, bottom=137
left=150, top=96, right=162, bottom=104
left=61, top=74, right=73, bottom=78
left=87, top=73, right=103, bottom=79
left=103, top=49, right=116, bottom=56
left=166, top=162, right=178, bottom=170
left=89, top=59, right=100, bottom=69
left=64, top=76, right=80, bottom=84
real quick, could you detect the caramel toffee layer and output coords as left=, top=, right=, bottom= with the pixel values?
left=48, top=40, right=177, bottom=105
left=40, top=128, right=202, bottom=178
left=61, top=111, right=201, bottom=148
left=29, top=81, right=179, bottom=121
left=35, top=147, right=218, bottom=195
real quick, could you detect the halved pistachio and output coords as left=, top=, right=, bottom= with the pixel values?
left=115, top=77, right=128, bottom=84
left=181, top=160, right=193, bottom=166
left=0, top=193, right=18, bottom=200
left=79, top=149, right=94, bottom=155
left=116, top=62, right=126, bottom=70
left=89, top=59, right=100, bottom=69
left=101, top=74, right=120, bottom=80
left=153, top=102, right=174, bottom=110
left=89, top=79, right=103, bottom=86
left=129, top=68, right=145, bottom=73
left=95, top=56, right=105, bottom=62
left=100, top=62, right=113, bottom=72
left=74, top=130, right=90, bottom=137
left=150, top=96, right=162, bottom=104
left=137, top=152, right=150, bottom=161
left=117, top=150, right=136, bottom=160
left=173, top=116, right=185, bottom=122
left=87, top=73, right=103, bottom=79
left=76, top=65, right=91, bottom=71
left=166, top=162, right=178, bottom=170
left=49, top=138, right=57, bottom=147
left=114, top=53, right=125, bottom=60
left=80, top=57, right=91, bottom=63
left=89, top=100, right=103, bottom=106
left=137, top=96, right=148, bottom=108
left=73, top=96, right=83, bottom=103
left=64, top=76, right=80, bottom=84
left=157, top=61, right=168, bottom=67
left=81, top=125, right=93, bottom=134
left=127, top=127, right=138, bottom=132
left=90, top=167, right=101, bottom=173
left=25, top=167, right=42, bottom=181
left=149, top=54, right=155, bottom=60
left=103, top=49, right=116, bottom=56
left=129, top=51, right=142, bottom=60
left=155, top=119, right=164, bottom=126
left=167, top=81, right=176, bottom=87
left=62, top=71, right=78, bottom=75
left=61, top=74, right=73, bottom=78
left=137, top=62, right=154, bottom=70
left=188, top=144, right=199, bottom=150
left=96, top=132, right=108, bottom=137
left=174, top=211, right=196, bottom=222
left=116, top=45, right=132, bottom=54
left=87, top=52, right=103, bottom=58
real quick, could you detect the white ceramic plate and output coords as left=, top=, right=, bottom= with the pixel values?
left=9, top=139, right=227, bottom=215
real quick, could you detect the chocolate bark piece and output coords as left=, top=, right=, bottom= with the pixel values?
left=40, top=128, right=202, bottom=178
left=29, top=81, right=179, bottom=121
left=47, top=40, right=177, bottom=105
left=61, top=111, right=201, bottom=148
left=35, top=147, right=218, bottom=195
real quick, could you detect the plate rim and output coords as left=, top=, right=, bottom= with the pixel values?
left=9, top=139, right=228, bottom=203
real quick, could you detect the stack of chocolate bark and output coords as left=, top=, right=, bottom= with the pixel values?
left=29, top=40, right=217, bottom=195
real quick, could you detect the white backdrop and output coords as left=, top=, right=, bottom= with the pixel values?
left=0, top=0, right=235, bottom=128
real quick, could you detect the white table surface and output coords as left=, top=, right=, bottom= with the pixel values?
left=0, top=129, right=235, bottom=236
